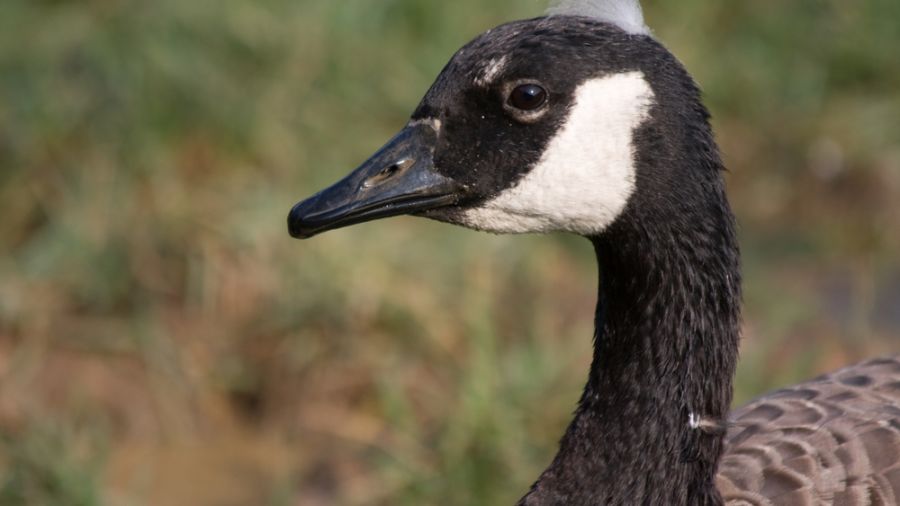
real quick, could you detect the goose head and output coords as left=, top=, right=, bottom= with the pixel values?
left=287, top=14, right=702, bottom=240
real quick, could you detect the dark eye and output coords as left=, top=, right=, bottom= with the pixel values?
left=508, top=83, right=547, bottom=111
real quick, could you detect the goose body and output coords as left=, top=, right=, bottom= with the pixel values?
left=720, top=357, right=900, bottom=505
left=287, top=1, right=900, bottom=503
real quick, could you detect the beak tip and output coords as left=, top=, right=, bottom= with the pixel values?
left=287, top=204, right=317, bottom=239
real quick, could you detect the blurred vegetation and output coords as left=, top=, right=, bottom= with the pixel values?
left=0, top=0, right=897, bottom=504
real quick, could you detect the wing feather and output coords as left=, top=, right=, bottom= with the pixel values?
left=718, top=356, right=900, bottom=505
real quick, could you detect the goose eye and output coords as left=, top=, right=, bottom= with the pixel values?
left=508, top=83, right=547, bottom=111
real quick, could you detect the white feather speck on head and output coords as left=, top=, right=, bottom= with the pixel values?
left=474, top=56, right=508, bottom=87
left=547, top=0, right=650, bottom=36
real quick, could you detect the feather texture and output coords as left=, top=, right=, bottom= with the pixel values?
left=718, top=356, right=900, bottom=505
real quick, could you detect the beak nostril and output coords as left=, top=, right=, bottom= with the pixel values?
left=382, top=164, right=401, bottom=177
left=364, top=158, right=415, bottom=188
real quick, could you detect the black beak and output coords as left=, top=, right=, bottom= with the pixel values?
left=288, top=123, right=463, bottom=239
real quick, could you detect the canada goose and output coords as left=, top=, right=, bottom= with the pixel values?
left=287, top=0, right=900, bottom=504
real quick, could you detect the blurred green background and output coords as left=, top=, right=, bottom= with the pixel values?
left=0, top=0, right=898, bottom=504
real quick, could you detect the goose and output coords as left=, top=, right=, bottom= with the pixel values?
left=286, top=0, right=900, bottom=504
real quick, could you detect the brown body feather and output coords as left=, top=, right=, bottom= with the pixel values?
left=718, top=356, right=900, bottom=505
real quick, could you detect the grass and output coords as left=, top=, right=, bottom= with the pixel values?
left=0, top=0, right=898, bottom=504
left=0, top=419, right=106, bottom=506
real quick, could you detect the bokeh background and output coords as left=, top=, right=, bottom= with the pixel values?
left=1, top=0, right=898, bottom=504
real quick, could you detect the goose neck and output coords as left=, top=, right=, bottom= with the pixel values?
left=521, top=213, right=741, bottom=505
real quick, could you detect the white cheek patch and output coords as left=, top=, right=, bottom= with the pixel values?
left=459, top=71, right=654, bottom=235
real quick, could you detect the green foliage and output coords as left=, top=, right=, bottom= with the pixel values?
left=0, top=0, right=897, bottom=504
left=0, top=421, right=106, bottom=506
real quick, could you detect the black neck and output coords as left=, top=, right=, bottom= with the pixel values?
left=519, top=194, right=741, bottom=505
